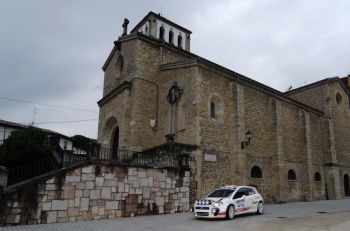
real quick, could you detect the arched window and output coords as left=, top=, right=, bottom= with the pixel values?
left=208, top=93, right=224, bottom=123
left=336, top=92, right=342, bottom=105
left=145, top=26, right=148, bottom=35
left=115, top=55, right=124, bottom=78
left=159, top=26, right=164, bottom=40
left=210, top=102, right=215, bottom=118
left=178, top=35, right=182, bottom=48
left=251, top=165, right=262, bottom=178
left=288, top=169, right=296, bottom=181
left=314, top=172, right=321, bottom=182
left=169, top=31, right=174, bottom=44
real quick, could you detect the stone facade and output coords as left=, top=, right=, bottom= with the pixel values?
left=0, top=163, right=190, bottom=226
left=97, top=12, right=350, bottom=204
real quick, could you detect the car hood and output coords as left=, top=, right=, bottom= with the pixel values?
left=203, top=197, right=225, bottom=202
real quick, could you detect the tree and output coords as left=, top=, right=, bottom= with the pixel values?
left=71, top=135, right=98, bottom=152
left=0, top=126, right=51, bottom=168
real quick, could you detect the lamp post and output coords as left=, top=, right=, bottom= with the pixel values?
left=241, top=130, right=252, bottom=149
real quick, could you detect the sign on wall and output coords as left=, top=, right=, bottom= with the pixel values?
left=204, top=153, right=217, bottom=162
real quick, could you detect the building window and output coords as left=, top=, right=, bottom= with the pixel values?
left=159, top=26, right=164, bottom=40
left=208, top=93, right=224, bottom=123
left=115, top=55, right=124, bottom=78
left=145, top=26, right=148, bottom=34
left=169, top=31, right=174, bottom=44
left=336, top=92, right=342, bottom=105
left=63, top=140, right=67, bottom=150
left=288, top=169, right=296, bottom=181
left=210, top=102, right=215, bottom=118
left=178, top=35, right=182, bottom=48
left=314, top=172, right=321, bottom=182
left=251, top=165, right=262, bottom=178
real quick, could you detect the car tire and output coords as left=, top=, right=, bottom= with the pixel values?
left=256, top=202, right=264, bottom=215
left=226, top=205, right=235, bottom=220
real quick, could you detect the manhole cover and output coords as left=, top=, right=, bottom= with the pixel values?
left=317, top=211, right=328, bottom=214
left=276, top=216, right=287, bottom=219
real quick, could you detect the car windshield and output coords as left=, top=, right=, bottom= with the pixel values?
left=207, top=189, right=234, bottom=198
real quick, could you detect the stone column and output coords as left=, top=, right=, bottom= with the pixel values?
left=231, top=82, right=246, bottom=185
left=271, top=99, right=285, bottom=202
left=303, top=111, right=314, bottom=201
left=324, top=119, right=341, bottom=199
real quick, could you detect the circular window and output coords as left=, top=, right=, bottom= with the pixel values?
left=336, top=93, right=342, bottom=105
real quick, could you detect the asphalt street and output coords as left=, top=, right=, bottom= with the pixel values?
left=1, top=199, right=350, bottom=231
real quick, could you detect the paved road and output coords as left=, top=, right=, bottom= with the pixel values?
left=1, top=199, right=350, bottom=231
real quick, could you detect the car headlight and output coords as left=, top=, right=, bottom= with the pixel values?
left=206, top=200, right=210, bottom=205
left=213, top=201, right=223, bottom=208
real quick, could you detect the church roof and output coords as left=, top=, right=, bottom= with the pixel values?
left=284, top=77, right=350, bottom=96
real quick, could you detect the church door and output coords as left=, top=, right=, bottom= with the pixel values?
left=112, top=127, right=119, bottom=159
left=345, top=174, right=350, bottom=196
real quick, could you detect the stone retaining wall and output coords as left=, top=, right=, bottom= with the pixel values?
left=0, top=163, right=190, bottom=226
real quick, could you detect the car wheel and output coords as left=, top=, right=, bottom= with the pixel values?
left=256, top=202, right=264, bottom=215
left=226, top=205, right=235, bottom=220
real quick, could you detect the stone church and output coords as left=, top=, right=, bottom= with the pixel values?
left=97, top=11, right=350, bottom=203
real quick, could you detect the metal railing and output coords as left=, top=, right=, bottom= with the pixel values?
left=6, top=143, right=197, bottom=187
left=62, top=153, right=87, bottom=167
left=96, top=148, right=136, bottom=163
left=96, top=143, right=196, bottom=169
left=7, top=159, right=60, bottom=186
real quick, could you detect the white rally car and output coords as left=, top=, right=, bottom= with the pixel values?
left=193, top=185, right=264, bottom=219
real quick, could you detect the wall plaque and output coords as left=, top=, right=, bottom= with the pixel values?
left=204, top=154, right=217, bottom=162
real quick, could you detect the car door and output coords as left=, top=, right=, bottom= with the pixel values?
left=248, top=187, right=262, bottom=212
left=244, top=187, right=255, bottom=212
left=232, top=188, right=249, bottom=214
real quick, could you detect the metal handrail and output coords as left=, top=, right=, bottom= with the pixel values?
left=7, top=143, right=195, bottom=186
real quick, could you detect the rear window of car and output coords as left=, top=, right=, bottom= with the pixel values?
left=208, top=189, right=234, bottom=197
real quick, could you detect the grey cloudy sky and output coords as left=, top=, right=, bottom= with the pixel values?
left=0, top=0, right=349, bottom=139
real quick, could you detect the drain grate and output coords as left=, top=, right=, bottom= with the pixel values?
left=317, top=211, right=328, bottom=214
left=276, top=216, right=287, bottom=219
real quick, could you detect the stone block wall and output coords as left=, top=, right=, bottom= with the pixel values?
left=286, top=84, right=325, bottom=112
left=0, top=163, right=190, bottom=226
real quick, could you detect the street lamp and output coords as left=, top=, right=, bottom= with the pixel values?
left=241, top=130, right=252, bottom=149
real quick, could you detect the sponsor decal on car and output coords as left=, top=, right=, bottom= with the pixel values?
left=237, top=199, right=245, bottom=208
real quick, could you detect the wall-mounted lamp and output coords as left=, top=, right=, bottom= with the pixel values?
left=241, top=130, right=252, bottom=149
left=149, top=119, right=157, bottom=130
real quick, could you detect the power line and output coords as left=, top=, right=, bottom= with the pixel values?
left=0, top=96, right=98, bottom=113
left=35, top=119, right=98, bottom=124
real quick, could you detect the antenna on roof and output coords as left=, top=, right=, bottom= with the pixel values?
left=160, top=6, right=164, bottom=17
left=30, top=107, right=39, bottom=126
left=286, top=85, right=292, bottom=91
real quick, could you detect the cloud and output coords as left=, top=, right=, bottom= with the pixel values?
left=1, top=0, right=349, bottom=138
